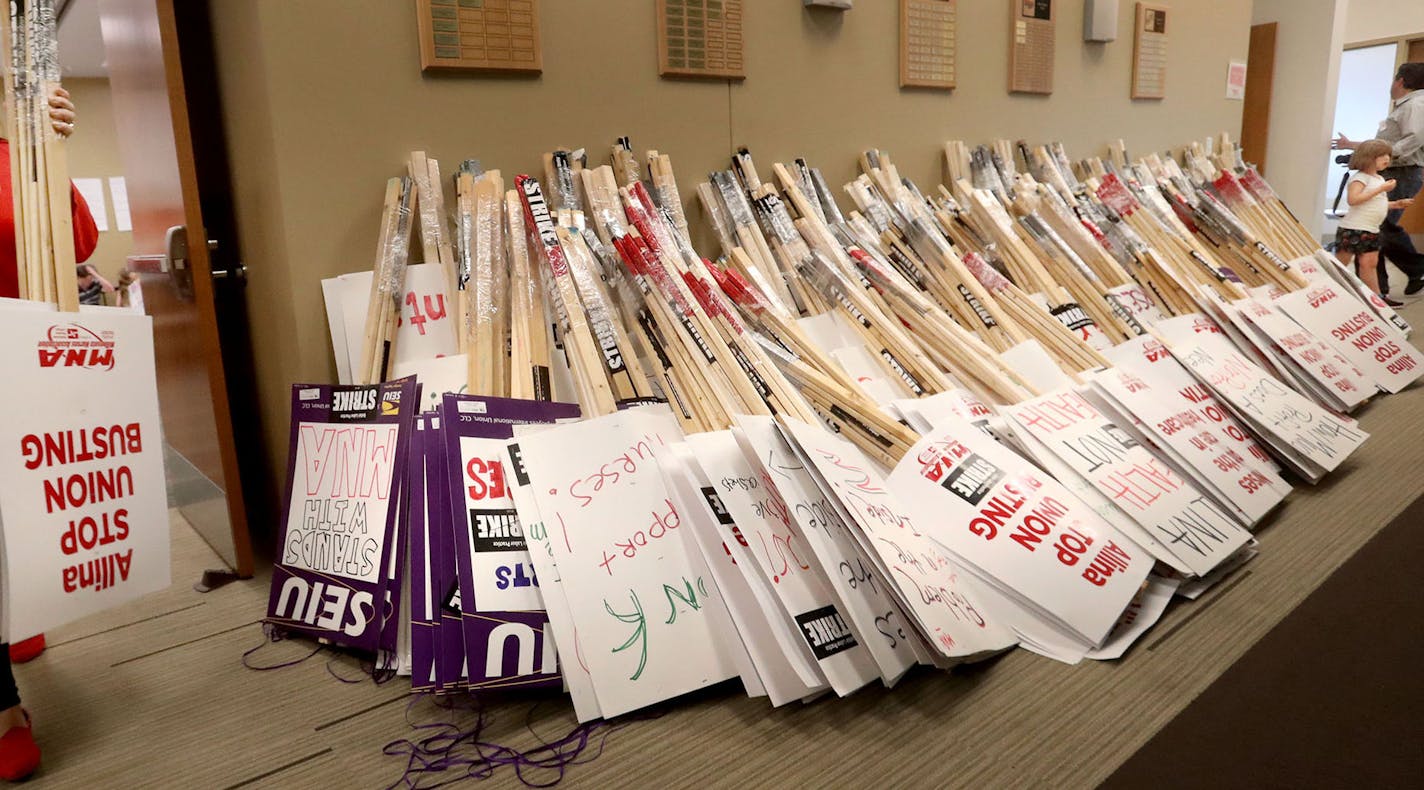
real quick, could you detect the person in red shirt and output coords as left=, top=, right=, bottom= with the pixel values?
left=0, top=86, right=100, bottom=782
left=0, top=86, right=100, bottom=300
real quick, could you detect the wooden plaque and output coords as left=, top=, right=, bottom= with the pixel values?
left=416, top=0, right=543, bottom=74
left=657, top=0, right=745, bottom=80
left=901, top=0, right=957, bottom=90
left=1131, top=2, right=1168, bottom=99
left=1009, top=0, right=1054, bottom=95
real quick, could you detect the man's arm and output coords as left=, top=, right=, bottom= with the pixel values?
left=1333, top=133, right=1358, bottom=150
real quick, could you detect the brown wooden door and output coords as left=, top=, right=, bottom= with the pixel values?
left=96, top=0, right=253, bottom=576
left=1408, top=38, right=1423, bottom=64
left=1241, top=23, right=1277, bottom=175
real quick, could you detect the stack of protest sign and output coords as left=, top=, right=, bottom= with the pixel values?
left=275, top=132, right=1420, bottom=724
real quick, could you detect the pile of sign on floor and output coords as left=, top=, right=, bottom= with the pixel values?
left=271, top=134, right=1417, bottom=722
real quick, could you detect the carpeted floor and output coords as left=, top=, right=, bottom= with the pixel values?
left=16, top=302, right=1424, bottom=789
left=1103, top=481, right=1424, bottom=789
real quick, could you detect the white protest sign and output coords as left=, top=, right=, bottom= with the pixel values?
left=325, top=263, right=458, bottom=381
left=678, top=435, right=826, bottom=693
left=779, top=418, right=1017, bottom=660
left=1085, top=576, right=1179, bottom=660
left=322, top=275, right=356, bottom=384
left=513, top=407, right=741, bottom=718
left=1171, top=343, right=1368, bottom=476
left=894, top=389, right=995, bottom=436
left=1234, top=297, right=1372, bottom=411
left=1104, top=283, right=1166, bottom=335
left=1003, top=390, right=1251, bottom=577
left=391, top=354, right=470, bottom=414
left=1004, top=416, right=1192, bottom=576
left=661, top=443, right=813, bottom=706
left=735, top=415, right=914, bottom=686
left=456, top=434, right=540, bottom=613
left=886, top=419, right=1153, bottom=645
left=282, top=419, right=399, bottom=585
left=0, top=307, right=170, bottom=640
left=1307, top=249, right=1412, bottom=336
left=684, top=429, right=869, bottom=695
left=1275, top=283, right=1424, bottom=394
left=999, top=339, right=1076, bottom=394
left=505, top=425, right=600, bottom=723
left=1096, top=337, right=1289, bottom=525
left=831, top=345, right=914, bottom=405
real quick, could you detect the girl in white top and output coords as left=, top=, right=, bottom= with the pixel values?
left=1335, top=138, right=1415, bottom=304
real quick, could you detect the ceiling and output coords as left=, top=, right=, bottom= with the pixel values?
left=57, top=0, right=108, bottom=78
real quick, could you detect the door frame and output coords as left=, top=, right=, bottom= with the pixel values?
left=152, top=0, right=255, bottom=576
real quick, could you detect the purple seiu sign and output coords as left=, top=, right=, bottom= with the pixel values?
left=440, top=393, right=580, bottom=691
left=265, top=378, right=417, bottom=653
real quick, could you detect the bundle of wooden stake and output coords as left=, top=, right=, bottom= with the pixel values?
left=349, top=131, right=1392, bottom=468
left=2, top=0, right=77, bottom=310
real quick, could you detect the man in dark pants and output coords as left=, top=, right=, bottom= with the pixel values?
left=1334, top=62, right=1424, bottom=296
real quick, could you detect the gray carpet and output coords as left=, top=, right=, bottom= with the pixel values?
left=19, top=301, right=1424, bottom=789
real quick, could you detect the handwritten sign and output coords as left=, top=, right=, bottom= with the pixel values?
left=662, top=442, right=823, bottom=705
left=266, top=379, right=417, bottom=652
left=779, top=418, right=1017, bottom=660
left=675, top=435, right=827, bottom=696
left=684, top=428, right=869, bottom=694
left=736, top=415, right=914, bottom=686
left=1171, top=343, right=1368, bottom=479
left=886, top=419, right=1153, bottom=645
left=1276, top=283, right=1424, bottom=394
left=506, top=423, right=601, bottom=722
left=1004, top=389, right=1251, bottom=577
left=324, top=264, right=458, bottom=384
left=1097, top=336, right=1289, bottom=525
left=441, top=394, right=580, bottom=691
left=514, top=406, right=741, bottom=718
left=0, top=307, right=171, bottom=641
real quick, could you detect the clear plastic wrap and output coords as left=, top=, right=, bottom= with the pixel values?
left=410, top=155, right=442, bottom=264
left=1019, top=213, right=1099, bottom=284
left=696, top=181, right=737, bottom=255
left=381, top=177, right=415, bottom=301
left=1238, top=167, right=1277, bottom=203
left=793, top=159, right=826, bottom=224
left=752, top=192, right=799, bottom=246
left=712, top=170, right=756, bottom=230
left=551, top=150, right=582, bottom=213
left=810, top=167, right=846, bottom=226
left=473, top=173, right=501, bottom=330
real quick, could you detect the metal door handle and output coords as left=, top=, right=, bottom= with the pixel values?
left=164, top=225, right=188, bottom=272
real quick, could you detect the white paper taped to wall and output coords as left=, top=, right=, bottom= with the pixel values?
left=73, top=178, right=109, bottom=232
left=108, top=177, right=132, bottom=232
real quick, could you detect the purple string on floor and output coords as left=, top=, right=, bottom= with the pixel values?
left=381, top=694, right=653, bottom=788
left=242, top=623, right=401, bottom=686
left=241, top=623, right=323, bottom=671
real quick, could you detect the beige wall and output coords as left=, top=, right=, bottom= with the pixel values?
left=211, top=0, right=1253, bottom=512
left=1251, top=0, right=1347, bottom=239
left=63, top=77, right=133, bottom=285
left=1346, top=0, right=1424, bottom=44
